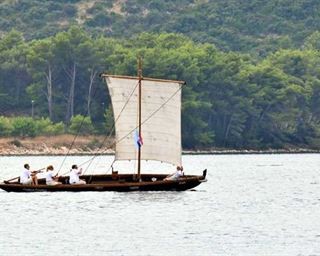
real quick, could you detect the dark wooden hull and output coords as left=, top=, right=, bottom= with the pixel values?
left=0, top=170, right=207, bottom=192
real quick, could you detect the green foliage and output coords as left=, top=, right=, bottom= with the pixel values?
left=69, top=115, right=95, bottom=135
left=42, top=122, right=65, bottom=136
left=0, top=116, right=65, bottom=137
left=35, top=118, right=64, bottom=135
left=104, top=106, right=114, bottom=136
left=11, top=117, right=37, bottom=137
left=0, top=0, right=319, bottom=54
left=304, top=31, right=320, bottom=50
left=0, top=20, right=320, bottom=150
left=0, top=116, right=13, bottom=136
left=0, top=30, right=31, bottom=112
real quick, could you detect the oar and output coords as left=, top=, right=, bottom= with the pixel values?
left=4, top=176, right=20, bottom=184
left=32, top=167, right=45, bottom=174
left=3, top=167, right=45, bottom=184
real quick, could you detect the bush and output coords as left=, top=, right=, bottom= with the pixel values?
left=11, top=117, right=37, bottom=137
left=35, top=118, right=52, bottom=134
left=63, top=4, right=77, bottom=17
left=10, top=139, right=22, bottom=147
left=0, top=116, right=68, bottom=137
left=44, top=122, right=65, bottom=135
left=86, top=138, right=100, bottom=149
left=69, top=115, right=95, bottom=135
left=0, top=116, right=13, bottom=136
left=104, top=106, right=114, bottom=135
left=35, top=117, right=65, bottom=135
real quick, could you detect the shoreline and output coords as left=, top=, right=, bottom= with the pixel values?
left=1, top=149, right=320, bottom=156
left=0, top=135, right=319, bottom=156
left=183, top=148, right=320, bottom=155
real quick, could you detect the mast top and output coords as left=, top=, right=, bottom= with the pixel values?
left=138, top=57, right=142, bottom=79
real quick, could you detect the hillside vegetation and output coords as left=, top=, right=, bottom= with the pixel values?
left=0, top=1, right=320, bottom=150
left=0, top=0, right=319, bottom=54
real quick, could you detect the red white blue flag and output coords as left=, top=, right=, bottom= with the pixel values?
left=134, top=129, right=143, bottom=149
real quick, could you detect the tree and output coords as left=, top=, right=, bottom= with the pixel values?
left=0, top=30, right=31, bottom=113
left=303, top=31, right=320, bottom=50
left=52, top=26, right=91, bottom=123
left=69, top=114, right=95, bottom=135
left=27, top=38, right=56, bottom=120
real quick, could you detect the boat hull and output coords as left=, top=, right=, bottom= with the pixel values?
left=0, top=171, right=207, bottom=192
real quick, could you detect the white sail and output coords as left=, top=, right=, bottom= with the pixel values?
left=103, top=75, right=183, bottom=166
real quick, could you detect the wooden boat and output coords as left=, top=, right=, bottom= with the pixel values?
left=0, top=59, right=207, bottom=192
left=0, top=171, right=207, bottom=192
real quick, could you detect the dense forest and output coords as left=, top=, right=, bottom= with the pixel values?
left=1, top=0, right=320, bottom=54
left=0, top=1, right=320, bottom=150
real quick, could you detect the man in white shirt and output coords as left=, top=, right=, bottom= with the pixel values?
left=69, top=164, right=86, bottom=185
left=45, top=165, right=61, bottom=185
left=20, top=163, right=38, bottom=185
left=164, top=166, right=184, bottom=181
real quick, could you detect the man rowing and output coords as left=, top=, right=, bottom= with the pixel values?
left=45, top=165, right=62, bottom=185
left=20, top=163, right=39, bottom=185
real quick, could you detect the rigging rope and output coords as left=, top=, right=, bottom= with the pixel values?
left=80, top=80, right=140, bottom=175
left=56, top=73, right=104, bottom=175
left=82, top=83, right=183, bottom=176
left=58, top=76, right=182, bottom=178
left=58, top=78, right=138, bottom=177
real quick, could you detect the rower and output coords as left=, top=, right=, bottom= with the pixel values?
left=45, top=165, right=62, bottom=185
left=20, top=163, right=38, bottom=185
left=69, top=164, right=86, bottom=185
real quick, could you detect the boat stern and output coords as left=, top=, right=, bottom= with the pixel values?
left=200, top=169, right=207, bottom=182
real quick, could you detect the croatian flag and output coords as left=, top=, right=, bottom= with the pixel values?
left=134, top=129, right=143, bottom=149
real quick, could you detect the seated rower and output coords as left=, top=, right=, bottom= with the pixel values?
left=69, top=164, right=86, bottom=185
left=20, top=163, right=38, bottom=185
left=45, top=165, right=61, bottom=186
left=164, top=166, right=184, bottom=181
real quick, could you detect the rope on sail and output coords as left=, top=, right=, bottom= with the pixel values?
left=58, top=79, right=139, bottom=177
left=82, top=84, right=183, bottom=175
left=80, top=80, right=140, bottom=175
left=56, top=117, right=86, bottom=175
left=56, top=81, right=101, bottom=175
left=55, top=74, right=117, bottom=175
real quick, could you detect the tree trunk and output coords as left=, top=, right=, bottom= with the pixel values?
left=223, top=114, right=233, bottom=146
left=45, top=64, right=53, bottom=120
left=65, top=62, right=76, bottom=123
left=87, top=69, right=97, bottom=118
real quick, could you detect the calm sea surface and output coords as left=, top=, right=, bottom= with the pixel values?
left=0, top=154, right=320, bottom=256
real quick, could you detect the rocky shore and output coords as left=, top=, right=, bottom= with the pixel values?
left=183, top=148, right=320, bottom=155
left=0, top=135, right=319, bottom=156
left=0, top=135, right=114, bottom=156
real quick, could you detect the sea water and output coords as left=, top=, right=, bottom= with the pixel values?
left=0, top=154, right=319, bottom=256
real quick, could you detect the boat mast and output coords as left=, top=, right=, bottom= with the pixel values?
left=137, top=57, right=142, bottom=181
